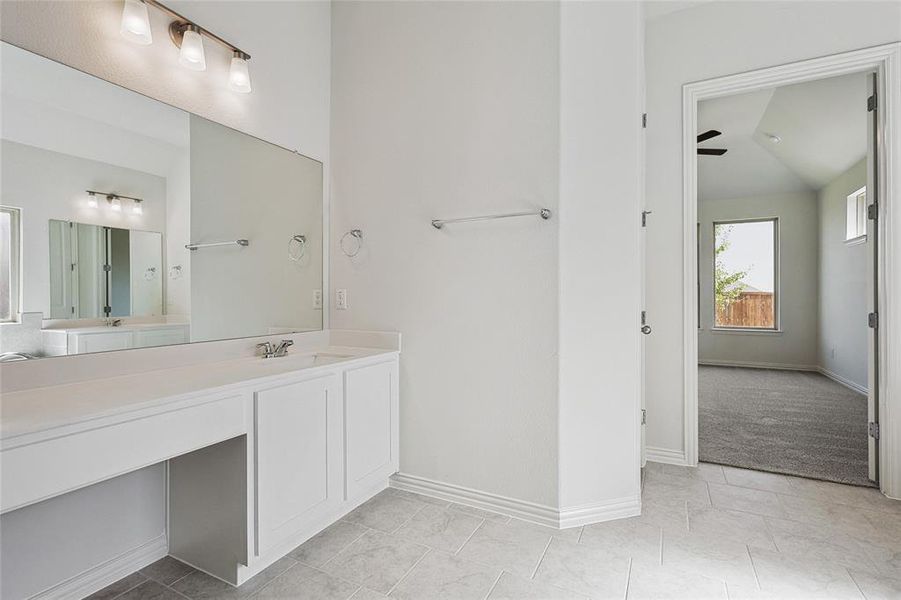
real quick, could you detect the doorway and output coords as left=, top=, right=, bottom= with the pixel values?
left=680, top=43, right=901, bottom=497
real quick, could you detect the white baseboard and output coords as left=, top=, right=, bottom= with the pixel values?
left=558, top=496, right=641, bottom=529
left=698, top=359, right=818, bottom=371
left=645, top=446, right=688, bottom=466
left=390, top=473, right=640, bottom=529
left=390, top=473, right=560, bottom=528
left=31, top=534, right=167, bottom=600
left=817, top=367, right=868, bottom=395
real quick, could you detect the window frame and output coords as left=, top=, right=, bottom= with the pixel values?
left=846, top=186, right=867, bottom=244
left=0, top=205, right=22, bottom=324
left=711, top=216, right=780, bottom=333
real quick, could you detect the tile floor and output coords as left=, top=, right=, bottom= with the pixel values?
left=88, top=463, right=901, bottom=599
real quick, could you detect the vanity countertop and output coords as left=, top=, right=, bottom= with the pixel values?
left=0, top=345, right=397, bottom=444
left=42, top=322, right=190, bottom=335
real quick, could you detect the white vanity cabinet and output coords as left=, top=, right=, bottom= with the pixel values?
left=41, top=323, right=190, bottom=356
left=344, top=361, right=399, bottom=500
left=254, top=374, right=342, bottom=555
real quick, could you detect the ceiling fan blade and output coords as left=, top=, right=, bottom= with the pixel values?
left=697, top=129, right=722, bottom=143
left=698, top=148, right=728, bottom=156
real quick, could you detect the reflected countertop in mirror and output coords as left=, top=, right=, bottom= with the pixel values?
left=0, top=41, right=324, bottom=360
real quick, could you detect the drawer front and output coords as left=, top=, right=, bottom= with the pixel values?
left=71, top=331, right=133, bottom=355
left=1, top=393, right=248, bottom=513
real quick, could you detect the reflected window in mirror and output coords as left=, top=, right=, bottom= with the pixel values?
left=1, top=206, right=22, bottom=322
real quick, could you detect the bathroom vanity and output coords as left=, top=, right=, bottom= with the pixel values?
left=41, top=322, right=190, bottom=356
left=0, top=330, right=400, bottom=596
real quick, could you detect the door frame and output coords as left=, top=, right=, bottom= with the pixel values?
left=681, top=42, right=901, bottom=498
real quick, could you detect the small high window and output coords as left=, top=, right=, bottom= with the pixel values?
left=846, top=186, right=867, bottom=243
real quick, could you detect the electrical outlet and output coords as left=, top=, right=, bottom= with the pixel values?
left=313, top=289, right=322, bottom=310
left=336, top=289, right=348, bottom=310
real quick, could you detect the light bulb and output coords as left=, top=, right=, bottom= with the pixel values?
left=228, top=52, right=252, bottom=94
left=120, top=0, right=153, bottom=45
left=132, top=200, right=144, bottom=215
left=109, top=197, right=122, bottom=212
left=86, top=193, right=99, bottom=208
left=178, top=26, right=206, bottom=71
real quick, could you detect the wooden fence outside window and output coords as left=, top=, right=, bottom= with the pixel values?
left=715, top=291, right=775, bottom=328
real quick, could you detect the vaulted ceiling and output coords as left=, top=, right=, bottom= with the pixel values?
left=698, top=71, right=868, bottom=202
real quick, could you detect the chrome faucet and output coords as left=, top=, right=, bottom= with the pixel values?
left=256, top=339, right=294, bottom=359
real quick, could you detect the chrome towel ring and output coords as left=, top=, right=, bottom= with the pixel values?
left=341, top=229, right=363, bottom=257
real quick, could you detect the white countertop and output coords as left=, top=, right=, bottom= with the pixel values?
left=43, top=322, right=190, bottom=335
left=0, top=345, right=397, bottom=444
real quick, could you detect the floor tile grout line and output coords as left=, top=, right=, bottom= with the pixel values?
left=746, top=544, right=762, bottom=590
left=481, top=569, right=505, bottom=600
left=105, top=574, right=150, bottom=600
left=164, top=570, right=196, bottom=590
left=576, top=525, right=585, bottom=544
left=319, top=525, right=382, bottom=571
left=529, top=537, right=554, bottom=580
left=846, top=567, right=869, bottom=599
left=385, top=547, right=431, bottom=597
left=453, top=518, right=486, bottom=556
left=622, top=557, right=633, bottom=600
left=390, top=502, right=429, bottom=535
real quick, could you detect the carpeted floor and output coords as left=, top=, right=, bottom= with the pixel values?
left=699, top=365, right=873, bottom=487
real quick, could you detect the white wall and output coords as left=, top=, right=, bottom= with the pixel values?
left=0, top=2, right=330, bottom=597
left=557, top=1, right=643, bottom=512
left=331, top=0, right=561, bottom=507
left=0, top=140, right=168, bottom=318
left=698, top=192, right=819, bottom=368
left=644, top=0, right=901, bottom=457
left=818, top=158, right=869, bottom=389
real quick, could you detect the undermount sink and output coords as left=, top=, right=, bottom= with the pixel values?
left=254, top=352, right=354, bottom=367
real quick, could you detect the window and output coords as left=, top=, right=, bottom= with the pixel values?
left=713, top=218, right=778, bottom=330
left=1, top=206, right=21, bottom=323
left=846, top=186, right=867, bottom=242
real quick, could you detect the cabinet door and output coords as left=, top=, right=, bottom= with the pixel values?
left=72, top=331, right=133, bottom=354
left=255, top=375, right=340, bottom=555
left=344, top=360, right=399, bottom=500
left=133, top=326, right=188, bottom=349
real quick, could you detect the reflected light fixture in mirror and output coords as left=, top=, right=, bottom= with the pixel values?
left=177, top=24, right=206, bottom=71
left=108, top=196, right=123, bottom=212
left=86, top=191, right=99, bottom=209
left=229, top=51, right=252, bottom=94
left=120, top=0, right=153, bottom=45
left=133, top=199, right=144, bottom=215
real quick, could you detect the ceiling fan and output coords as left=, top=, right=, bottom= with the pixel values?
left=697, top=129, right=728, bottom=156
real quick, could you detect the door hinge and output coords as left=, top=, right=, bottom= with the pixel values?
left=641, top=409, right=647, bottom=425
left=641, top=311, right=648, bottom=325
left=70, top=262, right=76, bottom=272
left=103, top=264, right=112, bottom=272
left=104, top=305, right=112, bottom=315
left=642, top=113, right=648, bottom=128
left=71, top=306, right=75, bottom=315
left=868, top=202, right=878, bottom=221
left=641, top=210, right=652, bottom=227
left=869, top=422, right=880, bottom=440
left=869, top=312, right=878, bottom=329
left=868, top=94, right=877, bottom=112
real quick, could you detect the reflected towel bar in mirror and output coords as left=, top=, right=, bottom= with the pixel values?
left=185, top=239, right=250, bottom=251
left=431, top=208, right=551, bottom=230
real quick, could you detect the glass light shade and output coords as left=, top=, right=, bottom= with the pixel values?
left=132, top=201, right=144, bottom=215
left=120, top=0, right=153, bottom=45
left=86, top=193, right=99, bottom=208
left=178, top=29, right=206, bottom=71
left=109, top=198, right=122, bottom=212
left=228, top=55, right=252, bottom=93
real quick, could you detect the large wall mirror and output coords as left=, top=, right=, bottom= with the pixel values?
left=0, top=42, right=323, bottom=360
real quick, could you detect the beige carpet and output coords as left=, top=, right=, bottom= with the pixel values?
left=698, top=365, right=873, bottom=487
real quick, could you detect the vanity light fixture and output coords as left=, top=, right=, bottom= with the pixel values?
left=120, top=0, right=153, bottom=45
left=118, top=0, right=252, bottom=92
left=86, top=190, right=144, bottom=214
left=228, top=51, right=252, bottom=93
left=176, top=23, right=206, bottom=71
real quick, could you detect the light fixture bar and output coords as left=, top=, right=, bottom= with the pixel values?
left=145, top=0, right=250, bottom=59
left=86, top=190, right=143, bottom=203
